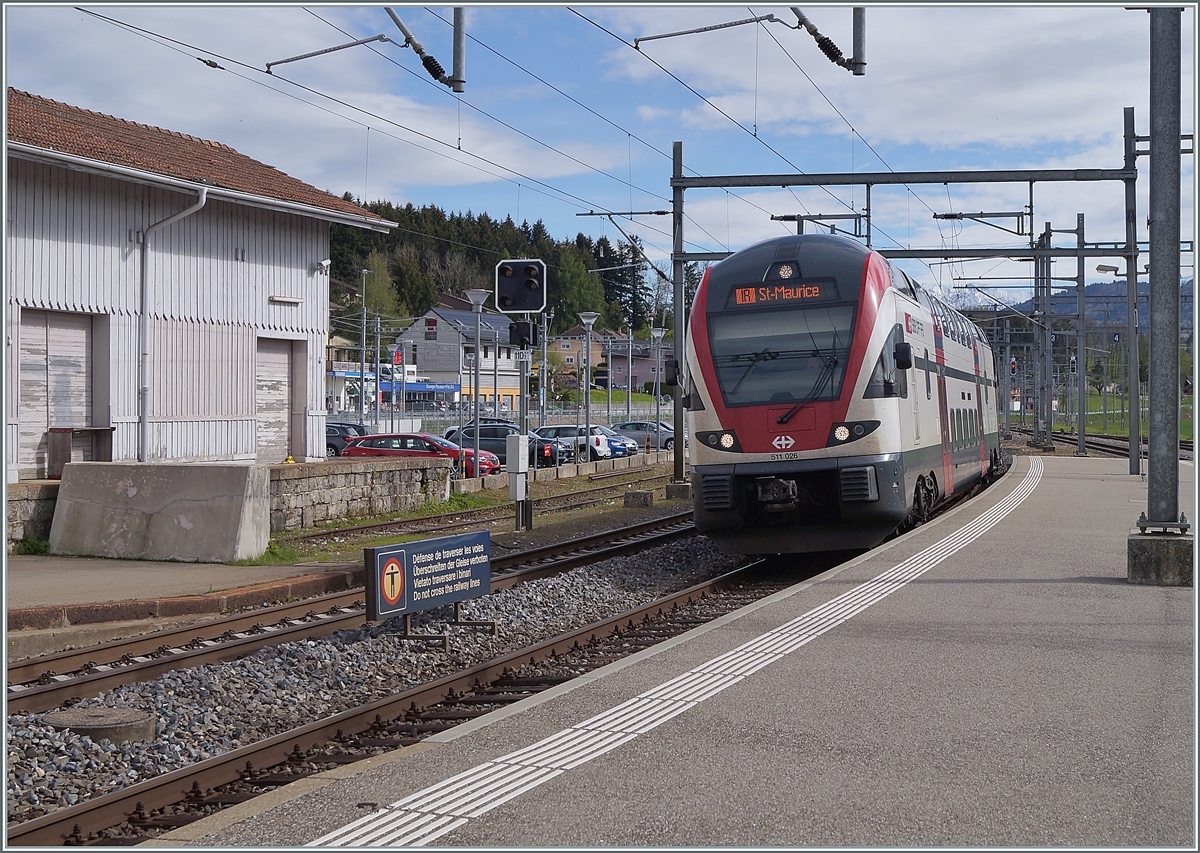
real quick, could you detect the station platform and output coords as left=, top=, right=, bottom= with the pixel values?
left=138, top=453, right=1194, bottom=848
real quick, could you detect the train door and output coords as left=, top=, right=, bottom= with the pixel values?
left=972, top=340, right=988, bottom=475
left=931, top=308, right=953, bottom=497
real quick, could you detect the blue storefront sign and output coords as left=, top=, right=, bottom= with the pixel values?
left=364, top=531, right=490, bottom=621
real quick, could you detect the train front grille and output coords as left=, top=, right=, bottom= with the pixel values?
left=839, top=466, right=879, bottom=502
left=700, top=474, right=734, bottom=511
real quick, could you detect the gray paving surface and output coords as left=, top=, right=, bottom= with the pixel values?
left=154, top=456, right=1194, bottom=848
left=3, top=556, right=350, bottom=608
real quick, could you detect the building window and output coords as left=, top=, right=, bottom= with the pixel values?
left=565, top=356, right=575, bottom=364
left=560, top=342, right=570, bottom=350
left=483, top=346, right=490, bottom=359
left=503, top=347, right=510, bottom=359
left=425, top=318, right=437, bottom=341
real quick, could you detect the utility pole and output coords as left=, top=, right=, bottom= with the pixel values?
left=359, top=269, right=368, bottom=427
left=1075, top=214, right=1087, bottom=456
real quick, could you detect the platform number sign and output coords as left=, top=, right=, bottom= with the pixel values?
left=365, top=531, right=490, bottom=621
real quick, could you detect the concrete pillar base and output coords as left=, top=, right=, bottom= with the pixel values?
left=624, top=490, right=654, bottom=508
left=1127, top=532, right=1193, bottom=586
left=665, top=482, right=693, bottom=500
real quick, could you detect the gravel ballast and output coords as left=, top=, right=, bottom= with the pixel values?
left=6, top=538, right=740, bottom=825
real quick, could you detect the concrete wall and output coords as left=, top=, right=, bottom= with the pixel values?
left=8, top=452, right=668, bottom=555
left=49, top=463, right=270, bottom=562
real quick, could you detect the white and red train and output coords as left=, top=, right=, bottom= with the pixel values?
left=683, top=233, right=1002, bottom=555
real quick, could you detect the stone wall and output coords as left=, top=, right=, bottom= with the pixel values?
left=6, top=452, right=666, bottom=551
left=268, top=457, right=452, bottom=533
left=7, top=481, right=59, bottom=551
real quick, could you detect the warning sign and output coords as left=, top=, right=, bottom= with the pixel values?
left=364, top=531, right=490, bottom=621
left=380, top=556, right=404, bottom=607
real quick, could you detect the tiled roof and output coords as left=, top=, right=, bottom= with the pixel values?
left=6, top=88, right=391, bottom=226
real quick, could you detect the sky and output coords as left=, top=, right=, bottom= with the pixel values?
left=3, top=2, right=1196, bottom=302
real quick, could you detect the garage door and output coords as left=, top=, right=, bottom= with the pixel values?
left=19, top=309, right=92, bottom=479
left=256, top=338, right=291, bottom=464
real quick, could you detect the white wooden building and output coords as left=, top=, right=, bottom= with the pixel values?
left=5, top=89, right=394, bottom=480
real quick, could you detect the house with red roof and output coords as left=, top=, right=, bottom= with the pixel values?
left=5, top=88, right=394, bottom=480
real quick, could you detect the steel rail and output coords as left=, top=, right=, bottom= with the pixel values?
left=7, top=514, right=694, bottom=714
left=5, top=559, right=752, bottom=848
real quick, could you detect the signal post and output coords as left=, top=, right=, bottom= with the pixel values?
left=496, top=259, right=545, bottom=531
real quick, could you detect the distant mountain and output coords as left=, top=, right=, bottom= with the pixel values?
left=1009, top=279, right=1193, bottom=335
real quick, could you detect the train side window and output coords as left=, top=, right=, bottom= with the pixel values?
left=864, top=324, right=908, bottom=399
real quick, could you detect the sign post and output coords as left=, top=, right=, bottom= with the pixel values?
left=364, top=531, right=494, bottom=643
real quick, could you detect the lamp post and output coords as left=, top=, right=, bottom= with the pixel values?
left=626, top=325, right=633, bottom=423
left=358, top=268, right=368, bottom=426
left=604, top=333, right=612, bottom=424
left=466, top=289, right=490, bottom=478
left=540, top=309, right=553, bottom=427
left=652, top=327, right=666, bottom=450
left=579, top=312, right=600, bottom=461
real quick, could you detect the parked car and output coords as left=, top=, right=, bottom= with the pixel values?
left=532, top=424, right=614, bottom=462
left=341, top=432, right=499, bottom=478
left=589, top=424, right=637, bottom=457
left=325, top=421, right=372, bottom=458
left=442, top=417, right=518, bottom=438
left=405, top=400, right=448, bottom=413
left=611, top=420, right=687, bottom=452
left=444, top=423, right=569, bottom=468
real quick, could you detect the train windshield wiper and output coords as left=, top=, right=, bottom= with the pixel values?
left=777, top=354, right=838, bottom=424
left=730, top=348, right=777, bottom=393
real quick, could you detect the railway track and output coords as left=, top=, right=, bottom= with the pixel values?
left=7, top=556, right=811, bottom=847
left=1009, top=427, right=1193, bottom=460
left=7, top=512, right=694, bottom=715
left=284, top=467, right=672, bottom=545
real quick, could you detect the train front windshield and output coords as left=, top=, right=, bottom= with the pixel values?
left=708, top=305, right=855, bottom=407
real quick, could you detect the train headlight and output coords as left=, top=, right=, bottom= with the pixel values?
left=826, top=420, right=881, bottom=447
left=697, top=430, right=742, bottom=452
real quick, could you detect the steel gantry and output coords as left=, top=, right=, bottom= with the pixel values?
left=669, top=112, right=1149, bottom=474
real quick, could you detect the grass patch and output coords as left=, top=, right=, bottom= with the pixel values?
left=16, top=535, right=50, bottom=555
left=232, top=539, right=302, bottom=566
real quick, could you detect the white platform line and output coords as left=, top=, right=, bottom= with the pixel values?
left=309, top=459, right=1043, bottom=847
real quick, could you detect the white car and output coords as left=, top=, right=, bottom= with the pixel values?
left=531, top=424, right=613, bottom=462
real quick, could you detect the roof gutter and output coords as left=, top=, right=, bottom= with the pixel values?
left=7, top=142, right=395, bottom=233
left=138, top=188, right=207, bottom=461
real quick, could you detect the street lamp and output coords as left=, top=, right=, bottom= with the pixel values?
left=359, top=269, right=368, bottom=426
left=652, top=327, right=666, bottom=450
left=541, top=308, right=554, bottom=428
left=626, top=325, right=633, bottom=423
left=466, top=289, right=490, bottom=479
left=579, top=312, right=600, bottom=461
left=604, top=332, right=612, bottom=424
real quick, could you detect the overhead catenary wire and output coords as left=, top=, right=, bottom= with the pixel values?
left=73, top=6, right=721, bottom=259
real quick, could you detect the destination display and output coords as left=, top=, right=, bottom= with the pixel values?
left=727, top=274, right=837, bottom=308
left=364, top=530, right=490, bottom=621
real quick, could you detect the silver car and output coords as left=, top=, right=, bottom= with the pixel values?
left=611, top=420, right=687, bottom=452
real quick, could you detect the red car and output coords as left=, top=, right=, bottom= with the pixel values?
left=341, top=433, right=500, bottom=478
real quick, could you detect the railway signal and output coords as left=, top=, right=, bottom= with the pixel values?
left=495, top=259, right=546, bottom=313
